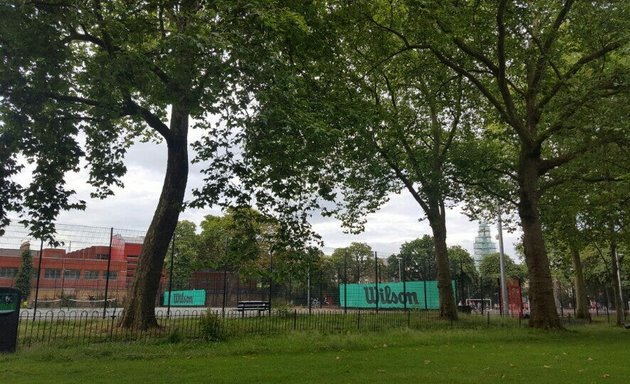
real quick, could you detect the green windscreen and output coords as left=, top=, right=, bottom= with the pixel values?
left=162, top=290, right=206, bottom=307
left=339, top=281, right=456, bottom=309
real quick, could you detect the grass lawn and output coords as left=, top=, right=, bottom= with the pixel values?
left=2, top=324, right=629, bottom=383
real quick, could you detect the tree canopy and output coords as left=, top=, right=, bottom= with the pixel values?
left=0, top=0, right=310, bottom=329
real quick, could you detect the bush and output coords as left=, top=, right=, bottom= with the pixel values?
left=199, top=313, right=227, bottom=342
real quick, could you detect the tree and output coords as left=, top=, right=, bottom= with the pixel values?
left=581, top=244, right=629, bottom=315
left=213, top=2, right=490, bottom=320
left=329, top=243, right=377, bottom=284
left=389, top=236, right=438, bottom=282
left=540, top=181, right=592, bottom=320
left=197, top=208, right=280, bottom=279
left=538, top=135, right=630, bottom=324
left=0, top=1, right=296, bottom=329
left=164, top=221, right=199, bottom=291
left=479, top=252, right=527, bottom=306
left=14, top=242, right=33, bottom=302
left=575, top=176, right=630, bottom=324
left=448, top=245, right=478, bottom=302
left=359, top=0, right=629, bottom=328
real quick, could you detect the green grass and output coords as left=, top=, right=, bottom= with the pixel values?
left=2, top=323, right=629, bottom=383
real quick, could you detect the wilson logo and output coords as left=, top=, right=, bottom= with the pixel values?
left=363, top=286, right=419, bottom=305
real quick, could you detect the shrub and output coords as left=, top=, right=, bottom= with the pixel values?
left=199, top=313, right=227, bottom=342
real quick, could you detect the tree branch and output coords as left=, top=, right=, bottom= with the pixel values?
left=440, top=76, right=463, bottom=159
left=376, top=143, right=431, bottom=214
left=44, top=93, right=107, bottom=108
left=433, top=17, right=498, bottom=75
left=529, top=0, right=575, bottom=93
left=536, top=84, right=626, bottom=147
left=536, top=41, right=624, bottom=112
left=538, top=152, right=579, bottom=176
left=43, top=92, right=172, bottom=141
left=123, top=99, right=172, bottom=143
left=429, top=48, right=511, bottom=126
left=496, top=0, right=526, bottom=138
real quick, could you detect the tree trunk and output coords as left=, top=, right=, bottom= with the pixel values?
left=428, top=202, right=458, bottom=321
left=119, top=105, right=189, bottom=329
left=518, top=154, right=562, bottom=329
left=568, top=242, right=590, bottom=321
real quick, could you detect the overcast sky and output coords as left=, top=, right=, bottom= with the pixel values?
left=38, top=137, right=522, bottom=260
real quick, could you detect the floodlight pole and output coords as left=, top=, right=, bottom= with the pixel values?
left=497, top=210, right=509, bottom=317
left=614, top=249, right=624, bottom=323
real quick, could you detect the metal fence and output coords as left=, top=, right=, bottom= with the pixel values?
left=0, top=222, right=453, bottom=316
left=2, top=221, right=626, bottom=335
left=16, top=308, right=616, bottom=348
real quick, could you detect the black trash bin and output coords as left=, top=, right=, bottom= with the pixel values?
left=0, top=287, right=21, bottom=353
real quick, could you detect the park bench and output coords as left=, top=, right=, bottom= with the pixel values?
left=236, top=301, right=270, bottom=316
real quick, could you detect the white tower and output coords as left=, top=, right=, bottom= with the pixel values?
left=473, top=222, right=496, bottom=266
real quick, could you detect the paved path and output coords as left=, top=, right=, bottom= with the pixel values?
left=18, top=306, right=243, bottom=320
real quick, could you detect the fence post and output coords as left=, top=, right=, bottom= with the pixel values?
left=374, top=251, right=379, bottom=313
left=268, top=250, right=273, bottom=312
left=423, top=256, right=428, bottom=310
left=344, top=250, right=348, bottom=314
left=222, top=237, right=228, bottom=317
left=480, top=275, right=484, bottom=314
left=103, top=227, right=113, bottom=319
left=167, top=234, right=175, bottom=319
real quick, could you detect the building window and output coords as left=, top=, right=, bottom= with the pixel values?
left=0, top=267, right=18, bottom=278
left=44, top=269, right=61, bottom=279
left=103, top=271, right=117, bottom=280
left=96, top=253, right=109, bottom=260
left=84, top=270, right=100, bottom=280
left=64, top=269, right=81, bottom=279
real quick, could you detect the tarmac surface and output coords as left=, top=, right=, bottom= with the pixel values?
left=18, top=306, right=240, bottom=320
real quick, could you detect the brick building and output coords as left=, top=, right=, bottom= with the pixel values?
left=0, top=235, right=151, bottom=303
left=1, top=236, right=263, bottom=307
